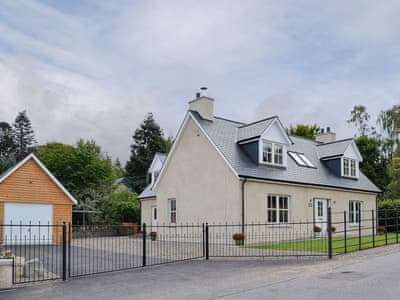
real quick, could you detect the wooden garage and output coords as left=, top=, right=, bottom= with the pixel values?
left=0, top=153, right=77, bottom=243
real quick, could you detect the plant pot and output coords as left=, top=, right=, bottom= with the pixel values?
left=234, top=239, right=244, bottom=246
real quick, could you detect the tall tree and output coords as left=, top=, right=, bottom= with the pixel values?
left=13, top=110, right=37, bottom=156
left=355, top=136, right=390, bottom=192
left=387, top=156, right=400, bottom=198
left=378, top=105, right=400, bottom=160
left=287, top=124, right=320, bottom=140
left=0, top=122, right=16, bottom=157
left=347, top=105, right=374, bottom=137
left=125, top=113, right=167, bottom=192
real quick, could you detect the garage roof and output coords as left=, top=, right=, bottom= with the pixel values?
left=0, top=153, right=78, bottom=204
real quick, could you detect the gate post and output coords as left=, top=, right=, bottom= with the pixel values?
left=397, top=208, right=399, bottom=244
left=205, top=223, right=209, bottom=260
left=358, top=214, right=362, bottom=250
left=327, top=207, right=332, bottom=259
left=372, top=210, right=375, bottom=248
left=343, top=211, right=347, bottom=254
left=142, top=223, right=146, bottom=267
left=385, top=210, right=388, bottom=245
left=202, top=223, right=205, bottom=257
left=68, top=223, right=71, bottom=278
left=62, top=222, right=67, bottom=281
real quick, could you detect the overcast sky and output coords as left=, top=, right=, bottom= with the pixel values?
left=0, top=1, right=399, bottom=162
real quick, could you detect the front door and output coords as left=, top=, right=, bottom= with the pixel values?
left=151, top=206, right=158, bottom=232
left=314, top=199, right=328, bottom=235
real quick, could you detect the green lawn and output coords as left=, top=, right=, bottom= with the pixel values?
left=248, top=233, right=399, bottom=254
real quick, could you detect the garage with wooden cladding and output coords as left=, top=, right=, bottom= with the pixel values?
left=0, top=153, right=77, bottom=243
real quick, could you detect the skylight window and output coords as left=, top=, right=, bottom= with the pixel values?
left=288, top=152, right=306, bottom=166
left=288, top=152, right=315, bottom=168
left=298, top=153, right=315, bottom=167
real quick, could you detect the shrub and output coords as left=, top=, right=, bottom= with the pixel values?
left=313, top=226, right=322, bottom=233
left=150, top=231, right=157, bottom=241
left=232, top=233, right=245, bottom=240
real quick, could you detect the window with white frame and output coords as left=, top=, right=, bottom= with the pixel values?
left=343, top=158, right=358, bottom=178
left=169, top=198, right=176, bottom=224
left=262, top=141, right=285, bottom=166
left=267, top=195, right=289, bottom=224
left=349, top=200, right=363, bottom=224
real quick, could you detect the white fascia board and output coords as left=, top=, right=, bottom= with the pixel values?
left=152, top=112, right=239, bottom=191
left=0, top=153, right=78, bottom=205
left=260, top=118, right=292, bottom=145
left=152, top=112, right=191, bottom=191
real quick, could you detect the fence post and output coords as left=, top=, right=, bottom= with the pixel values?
left=397, top=208, right=399, bottom=244
left=344, top=211, right=347, bottom=254
left=142, top=223, right=146, bottom=267
left=202, top=223, right=205, bottom=257
left=385, top=210, right=388, bottom=245
left=372, top=210, right=375, bottom=248
left=358, top=213, right=362, bottom=251
left=205, top=223, right=209, bottom=260
left=327, top=207, right=332, bottom=259
left=62, top=222, right=67, bottom=281
left=68, top=223, right=71, bottom=278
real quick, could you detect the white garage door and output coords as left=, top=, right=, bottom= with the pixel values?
left=4, top=203, right=53, bottom=244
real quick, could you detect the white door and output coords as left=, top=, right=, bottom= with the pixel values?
left=151, top=206, right=158, bottom=232
left=3, top=203, right=53, bottom=244
left=314, top=199, right=328, bottom=235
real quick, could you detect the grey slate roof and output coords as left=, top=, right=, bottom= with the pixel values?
left=138, top=183, right=156, bottom=199
left=138, top=153, right=168, bottom=199
left=191, top=111, right=380, bottom=193
left=316, top=138, right=353, bottom=159
left=237, top=117, right=276, bottom=142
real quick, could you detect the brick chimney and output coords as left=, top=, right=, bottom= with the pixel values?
left=188, top=87, right=214, bottom=121
left=316, top=127, right=336, bottom=143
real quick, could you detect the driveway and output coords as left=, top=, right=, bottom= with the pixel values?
left=2, top=245, right=400, bottom=300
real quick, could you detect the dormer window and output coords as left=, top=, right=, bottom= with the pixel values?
left=342, top=158, right=358, bottom=178
left=261, top=140, right=286, bottom=166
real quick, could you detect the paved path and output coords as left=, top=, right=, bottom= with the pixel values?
left=2, top=245, right=400, bottom=299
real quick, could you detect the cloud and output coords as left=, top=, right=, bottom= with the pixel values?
left=0, top=0, right=399, bottom=161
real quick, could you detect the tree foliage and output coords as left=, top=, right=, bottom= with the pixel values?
left=287, top=124, right=320, bottom=140
left=0, top=155, right=16, bottom=174
left=13, top=110, right=36, bottom=156
left=36, top=140, right=115, bottom=197
left=99, top=187, right=140, bottom=224
left=378, top=105, right=400, bottom=160
left=125, top=113, right=167, bottom=192
left=0, top=122, right=16, bottom=157
left=347, top=105, right=374, bottom=136
left=355, top=136, right=390, bottom=192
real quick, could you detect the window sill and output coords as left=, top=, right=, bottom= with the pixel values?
left=260, top=162, right=287, bottom=169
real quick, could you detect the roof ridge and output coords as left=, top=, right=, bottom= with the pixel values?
left=289, top=135, right=319, bottom=144
left=214, top=116, right=245, bottom=125
left=239, top=115, right=278, bottom=128
left=316, top=137, right=354, bottom=146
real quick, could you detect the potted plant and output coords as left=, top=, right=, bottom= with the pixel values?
left=328, top=226, right=336, bottom=233
left=150, top=231, right=157, bottom=241
left=377, top=226, right=386, bottom=235
left=313, top=225, right=322, bottom=233
left=232, top=233, right=245, bottom=246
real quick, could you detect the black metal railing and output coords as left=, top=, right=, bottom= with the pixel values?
left=1, top=209, right=400, bottom=286
left=0, top=223, right=65, bottom=284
